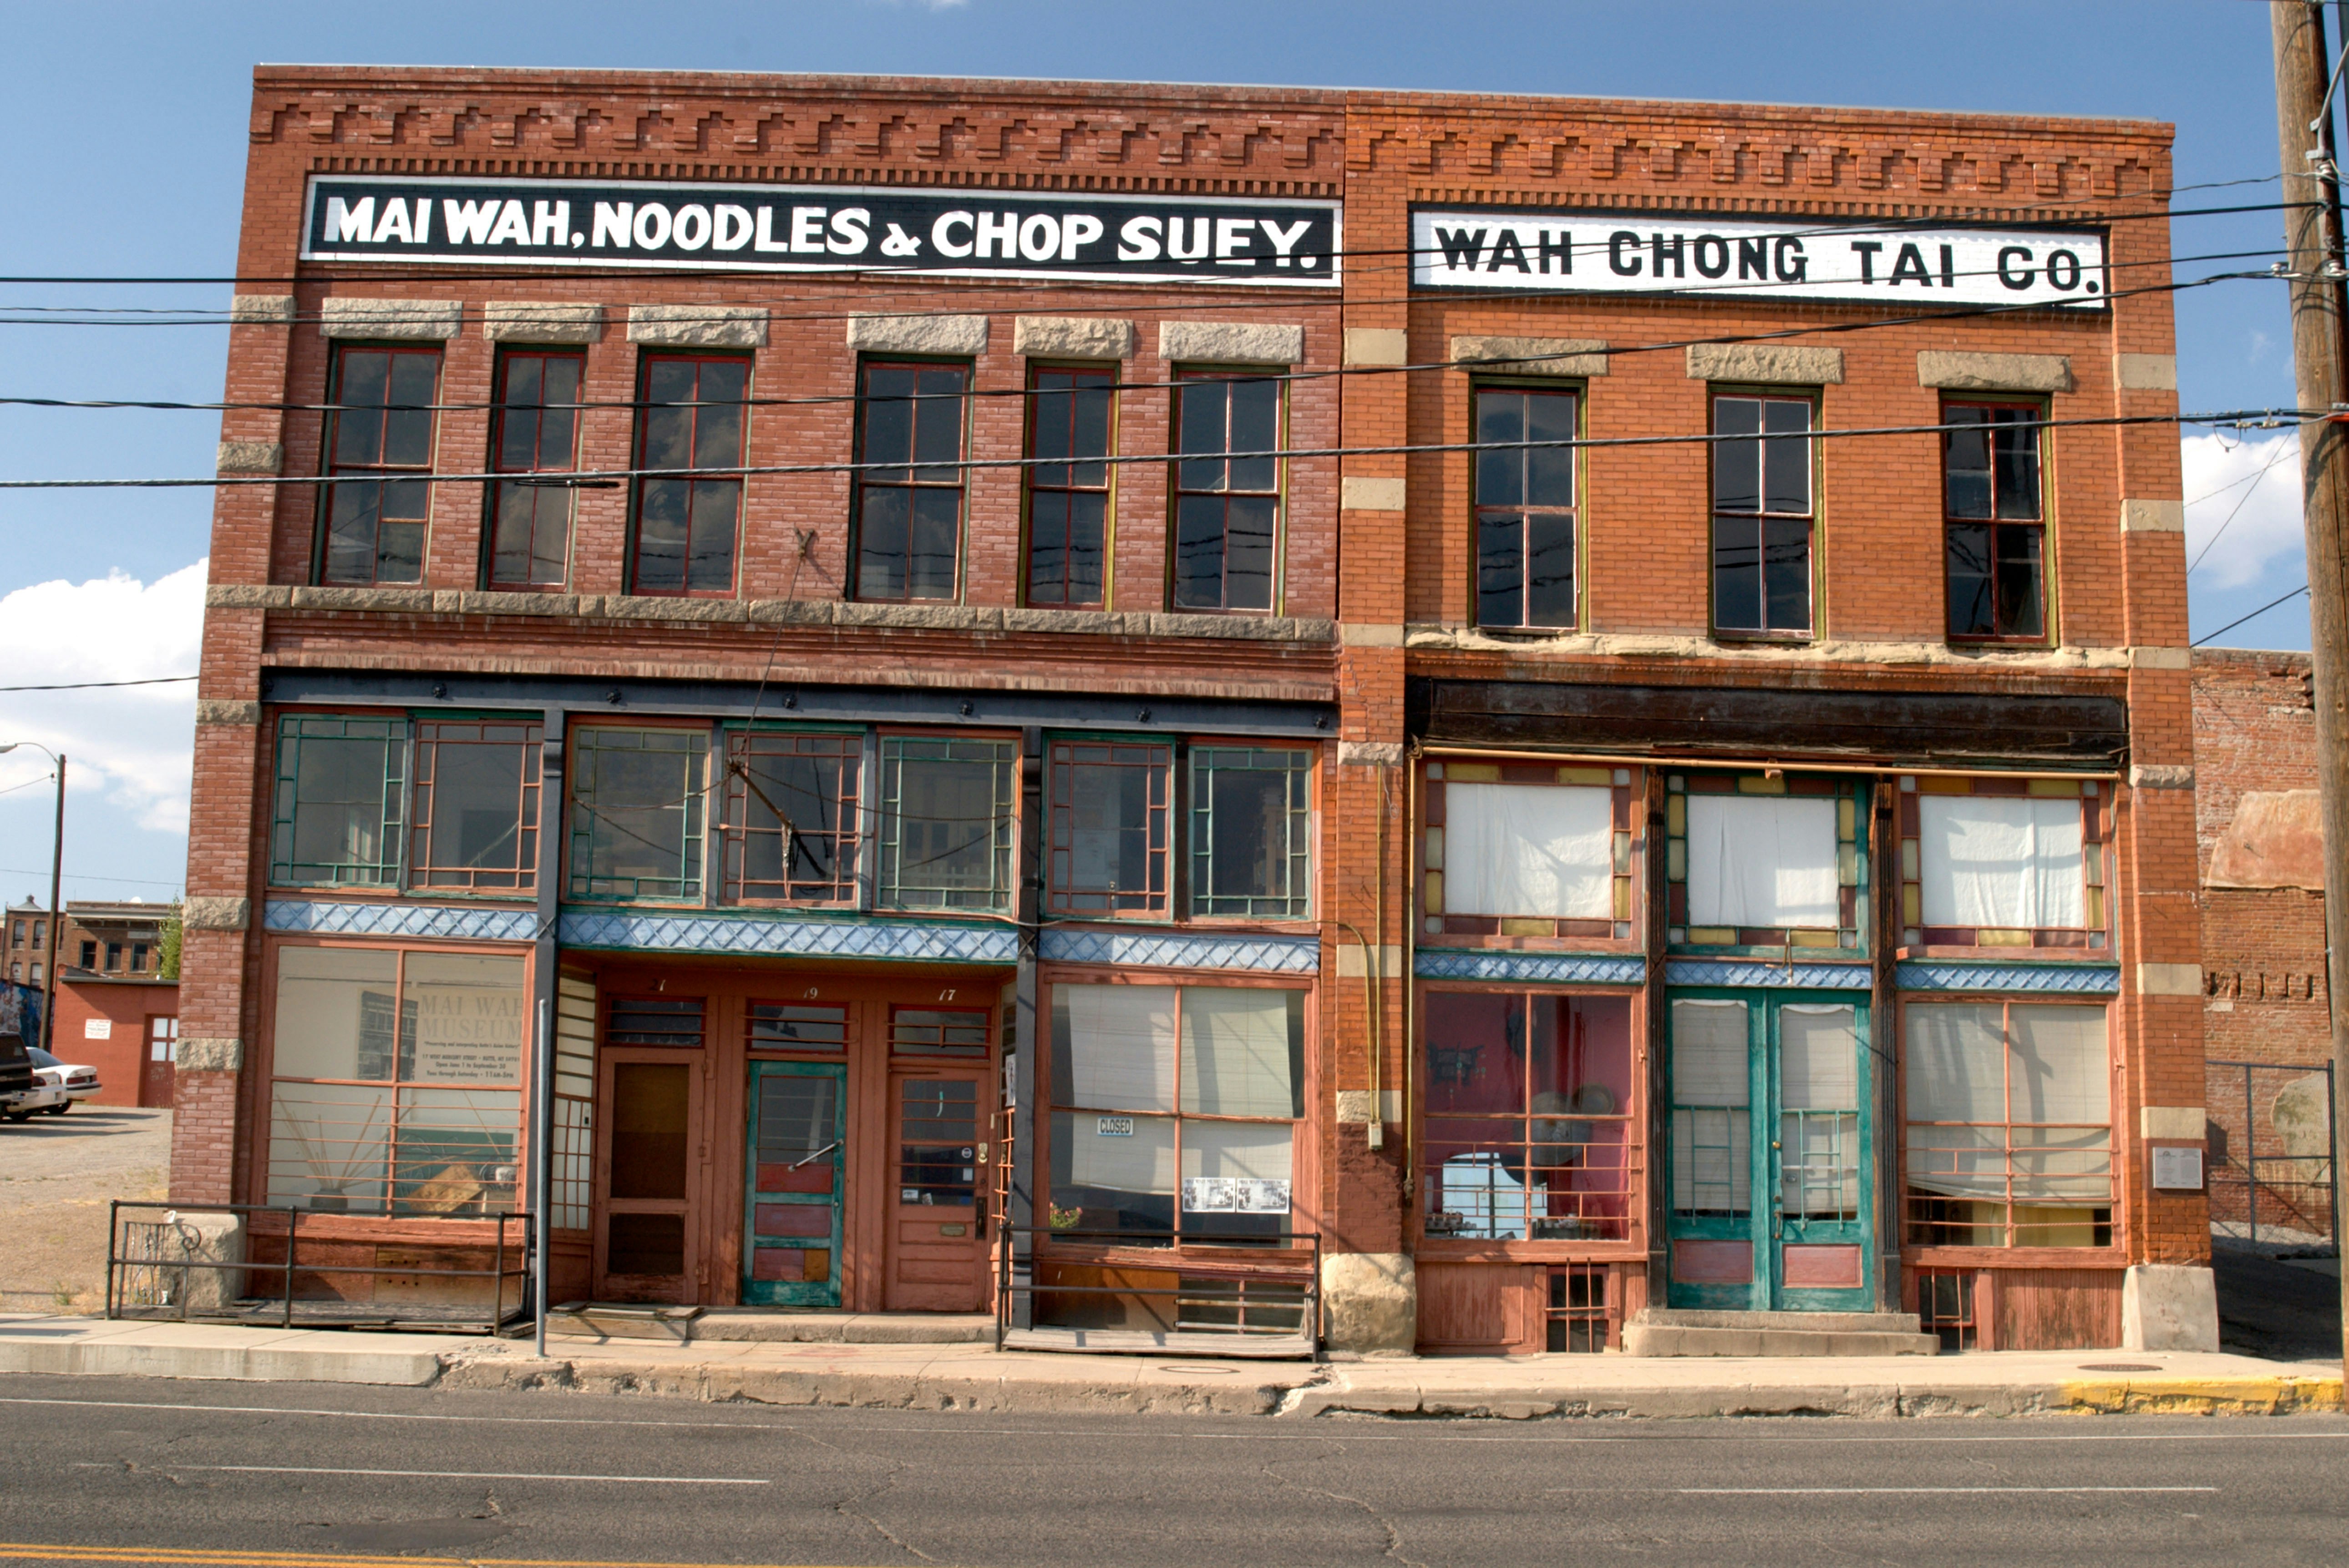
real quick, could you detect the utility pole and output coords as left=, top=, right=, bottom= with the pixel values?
left=41, top=754, right=63, bottom=1056
left=2271, top=0, right=2349, bottom=1382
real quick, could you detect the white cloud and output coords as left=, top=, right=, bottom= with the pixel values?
left=0, top=559, right=204, bottom=834
left=2182, top=432, right=2304, bottom=591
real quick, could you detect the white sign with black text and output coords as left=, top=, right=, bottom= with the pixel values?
left=1411, top=207, right=2108, bottom=310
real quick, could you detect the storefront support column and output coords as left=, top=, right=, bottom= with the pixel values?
left=1869, top=777, right=1902, bottom=1313
left=1007, top=725, right=1043, bottom=1330
left=529, top=708, right=566, bottom=1337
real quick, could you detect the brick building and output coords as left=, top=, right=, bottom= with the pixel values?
left=175, top=66, right=2207, bottom=1353
left=7, top=899, right=181, bottom=1106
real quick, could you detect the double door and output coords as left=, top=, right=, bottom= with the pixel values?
left=1665, top=990, right=1873, bottom=1311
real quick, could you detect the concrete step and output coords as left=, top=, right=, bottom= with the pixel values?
left=545, top=1302, right=993, bottom=1345
left=1625, top=1308, right=1938, bottom=1358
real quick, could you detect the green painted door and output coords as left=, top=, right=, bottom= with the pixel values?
left=743, top=1061, right=844, bottom=1307
left=1665, top=991, right=1872, bottom=1311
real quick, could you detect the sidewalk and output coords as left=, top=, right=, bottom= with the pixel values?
left=2, top=1312, right=2339, bottom=1420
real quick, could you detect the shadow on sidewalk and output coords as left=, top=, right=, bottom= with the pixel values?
left=2214, top=1246, right=2341, bottom=1363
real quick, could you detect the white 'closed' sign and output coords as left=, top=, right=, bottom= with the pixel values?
left=84, top=1018, right=112, bottom=1040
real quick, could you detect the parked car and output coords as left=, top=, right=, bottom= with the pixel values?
left=1, top=1047, right=97, bottom=1120
left=0, top=1032, right=30, bottom=1113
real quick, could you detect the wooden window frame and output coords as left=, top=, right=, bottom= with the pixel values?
left=1169, top=367, right=1284, bottom=615
left=720, top=727, right=864, bottom=908
left=1897, top=774, right=2110, bottom=955
left=1663, top=768, right=1868, bottom=955
left=627, top=351, right=748, bottom=599
left=1023, top=363, right=1116, bottom=609
left=315, top=343, right=442, bottom=587
left=875, top=731, right=1017, bottom=913
left=1707, top=387, right=1821, bottom=642
left=1187, top=743, right=1314, bottom=921
left=269, top=713, right=408, bottom=890
left=1942, top=398, right=2053, bottom=646
left=407, top=718, right=543, bottom=896
left=852, top=358, right=970, bottom=606
left=484, top=348, right=585, bottom=591
left=564, top=723, right=710, bottom=904
left=1419, top=758, right=1642, bottom=949
left=1046, top=738, right=1172, bottom=918
left=1471, top=382, right=1582, bottom=632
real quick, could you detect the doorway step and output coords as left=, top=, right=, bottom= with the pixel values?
left=1624, top=1309, right=1938, bottom=1357
left=546, top=1303, right=991, bottom=1345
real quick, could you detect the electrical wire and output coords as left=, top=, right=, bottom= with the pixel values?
left=2186, top=438, right=2299, bottom=577
left=2192, top=583, right=2312, bottom=647
left=0, top=675, right=196, bottom=692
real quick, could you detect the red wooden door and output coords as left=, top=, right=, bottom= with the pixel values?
left=883, top=1068, right=987, bottom=1311
left=141, top=1016, right=178, bottom=1108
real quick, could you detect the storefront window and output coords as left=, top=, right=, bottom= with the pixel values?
left=1049, top=741, right=1171, bottom=916
left=722, top=730, right=862, bottom=905
left=1188, top=747, right=1313, bottom=919
left=1049, top=983, right=1304, bottom=1240
left=568, top=728, right=707, bottom=900
left=1421, top=991, right=1635, bottom=1241
left=1904, top=1002, right=2111, bottom=1247
left=270, top=715, right=406, bottom=888
left=409, top=720, right=542, bottom=892
left=878, top=736, right=1015, bottom=911
left=265, top=946, right=528, bottom=1215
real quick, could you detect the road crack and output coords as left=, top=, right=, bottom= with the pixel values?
left=1259, top=1455, right=1426, bottom=1568
left=786, top=1422, right=935, bottom=1563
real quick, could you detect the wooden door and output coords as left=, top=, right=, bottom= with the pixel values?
left=743, top=1061, right=845, bottom=1307
left=884, top=1068, right=987, bottom=1311
left=595, top=1054, right=701, bottom=1302
left=141, top=1015, right=177, bottom=1108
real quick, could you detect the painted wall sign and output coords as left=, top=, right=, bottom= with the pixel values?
left=302, top=175, right=1341, bottom=286
left=1410, top=207, right=2107, bottom=309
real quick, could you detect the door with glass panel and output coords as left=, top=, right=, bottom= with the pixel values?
left=742, top=1062, right=844, bottom=1307
left=1666, top=991, right=1872, bottom=1310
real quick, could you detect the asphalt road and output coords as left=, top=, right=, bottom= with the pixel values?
left=1, top=1373, right=2346, bottom=1567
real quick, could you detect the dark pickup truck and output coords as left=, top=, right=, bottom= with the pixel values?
left=0, top=988, right=36, bottom=1100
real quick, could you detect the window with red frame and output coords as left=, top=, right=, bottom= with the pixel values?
left=1943, top=402, right=2047, bottom=640
left=318, top=345, right=440, bottom=585
left=487, top=351, right=583, bottom=588
left=1025, top=366, right=1113, bottom=607
left=1048, top=740, right=1170, bottom=916
left=1172, top=371, right=1280, bottom=612
left=631, top=354, right=746, bottom=595
left=856, top=361, right=967, bottom=602
left=721, top=730, right=862, bottom=905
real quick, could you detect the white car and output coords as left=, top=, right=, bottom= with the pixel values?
left=0, top=1047, right=99, bottom=1120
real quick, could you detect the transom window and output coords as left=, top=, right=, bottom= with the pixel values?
left=409, top=720, right=542, bottom=892
left=568, top=727, right=707, bottom=901
left=1172, top=371, right=1280, bottom=613
left=1710, top=393, right=1815, bottom=637
left=270, top=715, right=406, bottom=888
left=1943, top=403, right=2047, bottom=641
left=1421, top=991, right=1636, bottom=1242
left=749, top=1003, right=848, bottom=1052
left=722, top=730, right=862, bottom=906
left=1474, top=387, right=1578, bottom=629
left=1898, top=775, right=2105, bottom=949
left=487, top=351, right=583, bottom=589
left=1189, top=747, right=1313, bottom=919
left=1049, top=983, right=1304, bottom=1240
left=632, top=354, right=746, bottom=596
left=890, top=1007, right=990, bottom=1057
left=1026, top=366, right=1113, bottom=608
left=856, top=362, right=968, bottom=603
left=319, top=346, right=440, bottom=586
left=1421, top=760, right=1636, bottom=941
left=1049, top=741, right=1171, bottom=916
left=1664, top=771, right=1864, bottom=950
left=878, top=736, right=1015, bottom=911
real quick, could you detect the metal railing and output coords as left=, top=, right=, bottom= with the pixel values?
left=2206, top=1060, right=2339, bottom=1251
left=105, top=1200, right=534, bottom=1335
left=996, top=1223, right=1321, bottom=1355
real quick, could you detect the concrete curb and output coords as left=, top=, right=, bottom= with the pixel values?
left=0, top=1337, right=442, bottom=1386
left=1293, top=1375, right=2344, bottom=1421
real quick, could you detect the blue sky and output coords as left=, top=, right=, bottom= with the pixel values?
left=0, top=0, right=2310, bottom=908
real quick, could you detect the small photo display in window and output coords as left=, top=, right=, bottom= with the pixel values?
left=1182, top=1176, right=1291, bottom=1214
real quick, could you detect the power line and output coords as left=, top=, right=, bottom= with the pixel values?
left=0, top=676, right=195, bottom=692
left=2187, top=438, right=2299, bottom=577
left=2192, top=583, right=2312, bottom=647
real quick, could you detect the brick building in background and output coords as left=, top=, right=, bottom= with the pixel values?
left=2192, top=648, right=2332, bottom=1246
left=6, top=898, right=180, bottom=1106
left=174, top=66, right=2206, bottom=1355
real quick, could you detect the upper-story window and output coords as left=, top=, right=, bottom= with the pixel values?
left=855, top=363, right=968, bottom=603
left=271, top=715, right=407, bottom=888
left=568, top=727, right=707, bottom=901
left=1943, top=403, right=2046, bottom=642
left=878, top=736, right=1015, bottom=911
left=1710, top=393, right=1814, bottom=637
left=1899, top=775, right=2105, bottom=950
left=1475, top=387, right=1578, bottom=629
left=1025, top=366, right=1114, bottom=608
left=1189, top=747, right=1312, bottom=918
left=1049, top=740, right=1171, bottom=916
left=632, top=354, right=746, bottom=596
left=487, top=350, right=583, bottom=590
left=319, top=345, right=440, bottom=586
left=722, top=730, right=862, bottom=906
left=1172, top=371, right=1280, bottom=613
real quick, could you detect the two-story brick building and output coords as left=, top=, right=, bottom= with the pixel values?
left=174, top=66, right=2207, bottom=1355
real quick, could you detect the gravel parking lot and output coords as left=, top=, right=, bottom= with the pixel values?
left=0, top=1106, right=170, bottom=1312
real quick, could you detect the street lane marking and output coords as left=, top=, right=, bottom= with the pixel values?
left=1672, top=1486, right=2219, bottom=1495
left=69, top=1463, right=766, bottom=1486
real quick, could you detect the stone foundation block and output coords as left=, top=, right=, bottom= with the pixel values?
left=2121, top=1263, right=2219, bottom=1353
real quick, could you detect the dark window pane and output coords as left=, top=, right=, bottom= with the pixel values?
left=1476, top=393, right=1524, bottom=508
left=1210, top=768, right=1287, bottom=902
left=498, top=357, right=543, bottom=469
left=1060, top=491, right=1106, bottom=605
left=1946, top=523, right=1995, bottom=636
left=1227, top=378, right=1279, bottom=492
left=325, top=485, right=382, bottom=584
left=1525, top=514, right=1576, bottom=626
left=1994, top=420, right=2041, bottom=520
left=335, top=353, right=389, bottom=465
left=1714, top=516, right=1762, bottom=631
left=634, top=481, right=689, bottom=592
left=1174, top=494, right=1229, bottom=609
left=908, top=487, right=960, bottom=599
left=384, top=355, right=438, bottom=466
left=1525, top=391, right=1576, bottom=504
left=1995, top=525, right=2046, bottom=637
left=858, top=486, right=909, bottom=600
left=1222, top=496, right=1277, bottom=611
left=1027, top=492, right=1072, bottom=604
left=1478, top=512, right=1526, bottom=627
left=1762, top=516, right=1812, bottom=632
left=687, top=479, right=740, bottom=592
left=537, top=357, right=581, bottom=465
left=1713, top=397, right=1762, bottom=512
left=911, top=367, right=965, bottom=472
left=1761, top=400, right=1811, bottom=515
left=863, top=366, right=915, bottom=481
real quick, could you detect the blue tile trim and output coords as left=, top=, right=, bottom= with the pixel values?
left=1665, top=960, right=1873, bottom=990
left=556, top=908, right=1018, bottom=964
left=1414, top=950, right=1646, bottom=986
left=1039, top=927, right=1319, bottom=973
left=263, top=900, right=540, bottom=942
left=1897, top=962, right=2121, bottom=996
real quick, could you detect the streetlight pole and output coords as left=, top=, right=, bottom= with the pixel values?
left=0, top=743, right=64, bottom=1052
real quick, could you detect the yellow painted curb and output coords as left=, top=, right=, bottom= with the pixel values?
left=2060, top=1376, right=2344, bottom=1415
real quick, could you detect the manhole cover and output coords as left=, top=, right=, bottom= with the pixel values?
left=2077, top=1363, right=2163, bottom=1372
left=1157, top=1364, right=1240, bottom=1374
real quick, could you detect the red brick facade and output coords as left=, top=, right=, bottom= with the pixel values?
left=177, top=67, right=2198, bottom=1352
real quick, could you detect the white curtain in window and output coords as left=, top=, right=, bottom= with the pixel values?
left=1179, top=987, right=1296, bottom=1118
left=1443, top=783, right=1613, bottom=918
left=1669, top=998, right=1751, bottom=1215
left=1903, top=1004, right=2007, bottom=1126
left=1054, top=1109, right=1176, bottom=1192
left=1686, top=795, right=1839, bottom=928
left=1059, top=984, right=1176, bottom=1112
left=1671, top=999, right=1750, bottom=1107
left=1779, top=1004, right=1858, bottom=1113
left=2008, top=1005, right=2109, bottom=1127
left=1919, top=795, right=2084, bottom=928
